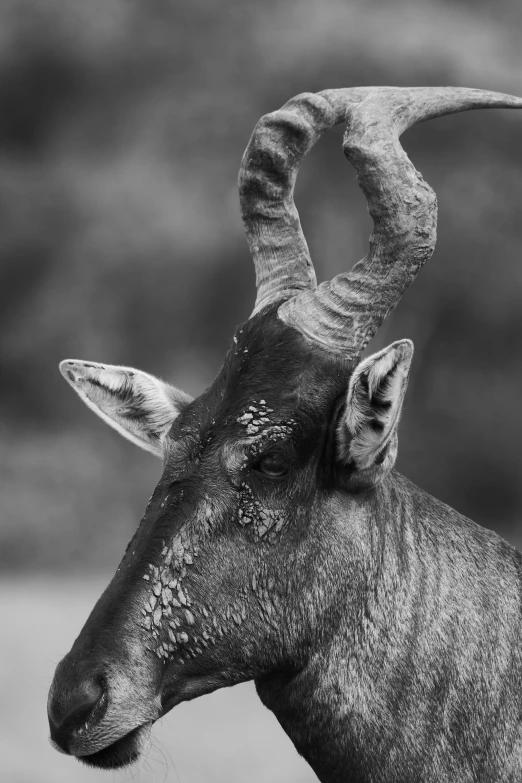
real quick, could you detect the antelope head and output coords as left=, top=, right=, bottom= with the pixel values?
left=47, top=87, right=522, bottom=769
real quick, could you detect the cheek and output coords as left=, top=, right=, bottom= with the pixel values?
left=138, top=497, right=252, bottom=663
left=237, top=482, right=287, bottom=541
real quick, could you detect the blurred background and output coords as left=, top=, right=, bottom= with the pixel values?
left=1, top=0, right=522, bottom=780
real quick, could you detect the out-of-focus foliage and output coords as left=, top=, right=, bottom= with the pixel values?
left=1, top=0, right=522, bottom=571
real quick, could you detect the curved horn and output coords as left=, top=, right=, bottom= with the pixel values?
left=239, top=87, right=378, bottom=314
left=274, top=86, right=522, bottom=356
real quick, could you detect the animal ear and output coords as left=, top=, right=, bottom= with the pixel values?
left=59, top=360, right=193, bottom=458
left=336, top=340, right=413, bottom=484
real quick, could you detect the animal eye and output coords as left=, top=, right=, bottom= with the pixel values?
left=255, top=454, right=288, bottom=478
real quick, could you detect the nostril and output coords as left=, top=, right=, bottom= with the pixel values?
left=62, top=678, right=105, bottom=728
left=48, top=676, right=107, bottom=753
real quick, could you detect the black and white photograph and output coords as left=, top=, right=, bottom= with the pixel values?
left=2, top=1, right=522, bottom=781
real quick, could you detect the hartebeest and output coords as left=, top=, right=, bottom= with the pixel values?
left=48, top=87, right=522, bottom=782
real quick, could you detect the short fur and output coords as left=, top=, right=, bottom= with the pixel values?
left=48, top=313, right=522, bottom=783
left=337, top=340, right=413, bottom=486
left=48, top=85, right=522, bottom=783
left=60, top=360, right=192, bottom=456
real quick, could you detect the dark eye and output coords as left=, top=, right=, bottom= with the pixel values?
left=255, top=454, right=288, bottom=478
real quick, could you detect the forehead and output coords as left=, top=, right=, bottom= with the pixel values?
left=225, top=313, right=314, bottom=410
left=170, top=309, right=354, bottom=449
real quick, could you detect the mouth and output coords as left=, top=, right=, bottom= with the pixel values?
left=77, top=723, right=150, bottom=770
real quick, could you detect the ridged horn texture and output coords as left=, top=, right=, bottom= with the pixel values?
left=240, top=86, right=522, bottom=355
left=239, top=87, right=376, bottom=314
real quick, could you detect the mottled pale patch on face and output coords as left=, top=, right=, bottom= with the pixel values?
left=233, top=401, right=296, bottom=541
left=234, top=401, right=295, bottom=458
left=236, top=398, right=274, bottom=435
left=138, top=492, right=252, bottom=662
left=238, top=482, right=286, bottom=539
left=138, top=400, right=298, bottom=661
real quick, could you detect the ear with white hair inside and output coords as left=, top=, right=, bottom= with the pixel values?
left=60, top=360, right=193, bottom=458
left=336, top=340, right=413, bottom=487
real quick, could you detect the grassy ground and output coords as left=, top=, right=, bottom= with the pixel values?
left=1, top=575, right=316, bottom=783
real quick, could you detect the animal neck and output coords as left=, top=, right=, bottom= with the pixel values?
left=255, top=473, right=522, bottom=783
left=254, top=472, right=415, bottom=781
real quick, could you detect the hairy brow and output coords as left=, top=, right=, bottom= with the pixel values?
left=223, top=424, right=295, bottom=468
left=163, top=434, right=200, bottom=477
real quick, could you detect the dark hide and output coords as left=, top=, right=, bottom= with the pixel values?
left=48, top=307, right=522, bottom=782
